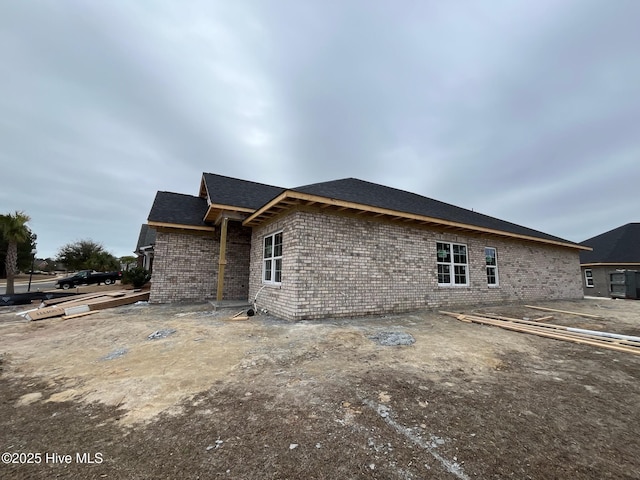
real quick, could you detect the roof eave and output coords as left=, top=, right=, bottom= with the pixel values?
left=147, top=220, right=215, bottom=232
left=243, top=191, right=589, bottom=251
left=203, top=203, right=255, bottom=223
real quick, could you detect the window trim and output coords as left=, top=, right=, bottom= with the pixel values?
left=485, top=247, right=499, bottom=286
left=262, top=231, right=283, bottom=285
left=436, top=241, right=469, bottom=286
left=584, top=268, right=594, bottom=288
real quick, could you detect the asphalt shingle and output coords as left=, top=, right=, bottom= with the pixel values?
left=148, top=191, right=209, bottom=226
left=292, top=178, right=575, bottom=244
left=579, top=223, right=640, bottom=263
left=202, top=173, right=284, bottom=210
left=135, top=224, right=157, bottom=250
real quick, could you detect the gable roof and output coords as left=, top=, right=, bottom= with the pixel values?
left=200, top=172, right=285, bottom=209
left=579, top=223, right=640, bottom=265
left=244, top=177, right=586, bottom=250
left=135, top=224, right=156, bottom=251
left=200, top=173, right=284, bottom=222
left=147, top=191, right=213, bottom=230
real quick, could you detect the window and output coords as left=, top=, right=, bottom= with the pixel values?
left=436, top=242, right=468, bottom=286
left=485, top=247, right=498, bottom=286
left=584, top=269, right=594, bottom=287
left=263, top=231, right=283, bottom=284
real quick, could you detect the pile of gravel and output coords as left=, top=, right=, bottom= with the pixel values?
left=369, top=331, right=415, bottom=346
left=147, top=328, right=177, bottom=340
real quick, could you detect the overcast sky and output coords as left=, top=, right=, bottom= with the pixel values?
left=1, top=1, right=639, bottom=259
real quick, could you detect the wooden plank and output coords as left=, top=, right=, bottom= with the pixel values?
left=459, top=312, right=640, bottom=348
left=524, top=305, right=602, bottom=318
left=440, top=311, right=640, bottom=356
left=45, top=292, right=128, bottom=310
left=224, top=315, right=249, bottom=321
left=42, top=291, right=126, bottom=307
left=87, top=291, right=150, bottom=311
left=28, top=291, right=147, bottom=320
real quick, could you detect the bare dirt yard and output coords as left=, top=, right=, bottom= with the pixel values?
left=1, top=297, right=639, bottom=479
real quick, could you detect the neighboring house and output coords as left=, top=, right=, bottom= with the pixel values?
left=579, top=223, right=640, bottom=298
left=135, top=224, right=157, bottom=272
left=144, top=172, right=588, bottom=320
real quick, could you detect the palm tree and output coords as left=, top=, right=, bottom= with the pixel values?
left=0, top=211, right=31, bottom=295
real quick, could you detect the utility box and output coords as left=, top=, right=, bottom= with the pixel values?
left=609, top=271, right=640, bottom=299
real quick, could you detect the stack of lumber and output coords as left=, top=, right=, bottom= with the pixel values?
left=440, top=310, right=640, bottom=356
left=18, top=290, right=150, bottom=321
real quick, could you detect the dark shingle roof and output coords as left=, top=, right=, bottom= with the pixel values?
left=292, top=178, right=575, bottom=244
left=202, top=173, right=284, bottom=210
left=135, top=224, right=156, bottom=250
left=579, top=223, right=640, bottom=264
left=148, top=191, right=209, bottom=226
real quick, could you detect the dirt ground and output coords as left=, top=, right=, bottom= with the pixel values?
left=1, top=296, right=639, bottom=479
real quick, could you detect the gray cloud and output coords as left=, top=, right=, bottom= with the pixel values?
left=1, top=0, right=638, bottom=258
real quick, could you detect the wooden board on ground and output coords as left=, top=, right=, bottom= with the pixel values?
left=42, top=291, right=125, bottom=307
left=440, top=311, right=640, bottom=356
left=62, top=311, right=100, bottom=320
left=26, top=291, right=149, bottom=321
left=87, top=291, right=150, bottom=311
left=43, top=292, right=128, bottom=310
left=524, top=305, right=602, bottom=319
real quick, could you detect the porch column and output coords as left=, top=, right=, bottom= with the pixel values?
left=216, top=217, right=229, bottom=301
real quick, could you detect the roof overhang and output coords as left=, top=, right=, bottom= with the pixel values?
left=203, top=203, right=253, bottom=223
left=147, top=221, right=215, bottom=233
left=243, top=190, right=591, bottom=251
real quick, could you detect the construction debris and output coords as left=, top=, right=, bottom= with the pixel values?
left=369, top=331, right=416, bottom=346
left=148, top=329, right=176, bottom=340
left=224, top=310, right=250, bottom=321
left=18, top=290, right=150, bottom=321
left=102, top=348, right=128, bottom=361
left=524, top=305, right=602, bottom=319
left=440, top=311, right=640, bottom=356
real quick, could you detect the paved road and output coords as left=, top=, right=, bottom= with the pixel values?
left=1, top=280, right=58, bottom=295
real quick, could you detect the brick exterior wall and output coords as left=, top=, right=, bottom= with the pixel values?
left=149, top=222, right=251, bottom=303
left=249, top=209, right=584, bottom=320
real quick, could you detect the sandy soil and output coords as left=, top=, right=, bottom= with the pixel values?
left=1, top=297, right=639, bottom=479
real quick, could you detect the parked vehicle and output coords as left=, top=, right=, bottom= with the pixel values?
left=55, top=270, right=122, bottom=290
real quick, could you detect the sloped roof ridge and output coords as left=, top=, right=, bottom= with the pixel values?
left=579, top=222, right=640, bottom=263
left=157, top=190, right=201, bottom=198
left=580, top=222, right=639, bottom=243
left=203, top=172, right=284, bottom=190
left=291, top=177, right=573, bottom=244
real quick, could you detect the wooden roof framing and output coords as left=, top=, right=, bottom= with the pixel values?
left=243, top=190, right=590, bottom=251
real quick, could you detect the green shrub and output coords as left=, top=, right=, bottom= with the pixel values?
left=122, top=267, right=151, bottom=288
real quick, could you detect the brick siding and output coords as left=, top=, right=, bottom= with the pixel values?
left=150, top=222, right=251, bottom=303
left=249, top=209, right=583, bottom=320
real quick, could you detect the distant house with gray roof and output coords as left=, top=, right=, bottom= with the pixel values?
left=143, top=172, right=588, bottom=320
left=579, top=223, right=640, bottom=298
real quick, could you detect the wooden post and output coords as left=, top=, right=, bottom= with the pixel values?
left=216, top=217, right=228, bottom=301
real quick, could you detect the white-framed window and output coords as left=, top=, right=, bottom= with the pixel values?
left=584, top=269, right=594, bottom=287
left=436, top=242, right=468, bottom=286
left=485, top=247, right=498, bottom=286
left=263, top=231, right=283, bottom=284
